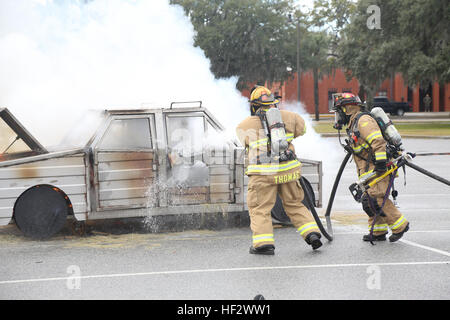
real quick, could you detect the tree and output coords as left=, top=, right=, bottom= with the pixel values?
left=171, top=0, right=298, bottom=89
left=395, top=0, right=450, bottom=85
left=319, top=0, right=450, bottom=107
left=300, top=30, right=334, bottom=120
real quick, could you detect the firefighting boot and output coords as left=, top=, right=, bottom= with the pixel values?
left=389, top=223, right=410, bottom=242
left=249, top=244, right=275, bottom=255
left=362, top=233, right=387, bottom=242
left=305, top=232, right=322, bottom=250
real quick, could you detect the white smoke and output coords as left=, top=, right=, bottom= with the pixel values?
left=282, top=102, right=344, bottom=209
left=0, top=0, right=249, bottom=148
left=1, top=0, right=344, bottom=212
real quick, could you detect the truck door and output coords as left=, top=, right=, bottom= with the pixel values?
left=164, top=110, right=234, bottom=205
left=93, top=115, right=158, bottom=211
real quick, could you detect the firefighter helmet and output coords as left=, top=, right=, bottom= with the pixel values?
left=249, top=86, right=279, bottom=115
left=330, top=93, right=362, bottom=130
left=331, top=92, right=362, bottom=111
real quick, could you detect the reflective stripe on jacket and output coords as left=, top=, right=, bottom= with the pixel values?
left=236, top=109, right=306, bottom=177
left=348, top=113, right=388, bottom=178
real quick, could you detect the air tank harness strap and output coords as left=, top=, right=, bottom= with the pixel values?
left=347, top=112, right=377, bottom=172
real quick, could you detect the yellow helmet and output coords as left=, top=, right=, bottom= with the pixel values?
left=250, top=86, right=279, bottom=106
left=249, top=86, right=280, bottom=115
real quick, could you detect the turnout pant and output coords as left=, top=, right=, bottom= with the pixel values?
left=247, top=174, right=319, bottom=248
left=365, top=175, right=409, bottom=236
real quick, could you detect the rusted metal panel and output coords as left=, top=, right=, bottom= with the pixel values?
left=210, top=166, right=231, bottom=175
left=0, top=206, right=13, bottom=218
left=0, top=108, right=47, bottom=154
left=234, top=164, right=245, bottom=204
left=210, top=192, right=231, bottom=203
left=99, top=187, right=150, bottom=201
left=204, top=156, right=232, bottom=166
left=0, top=217, right=11, bottom=226
left=88, top=203, right=246, bottom=220
left=5, top=175, right=86, bottom=188
left=0, top=153, right=88, bottom=222
left=210, top=183, right=230, bottom=194
left=0, top=165, right=85, bottom=179
left=209, top=175, right=230, bottom=184
left=99, top=178, right=151, bottom=190
left=0, top=198, right=14, bottom=208
left=98, top=168, right=154, bottom=182
left=97, top=152, right=154, bottom=163
left=301, top=174, right=320, bottom=184
left=99, top=198, right=151, bottom=208
left=0, top=184, right=86, bottom=199
left=0, top=149, right=85, bottom=168
left=68, top=194, right=88, bottom=214
left=167, top=186, right=209, bottom=206
left=234, top=148, right=245, bottom=165
left=98, top=159, right=153, bottom=171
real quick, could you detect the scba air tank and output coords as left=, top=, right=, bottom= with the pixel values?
left=370, top=107, right=403, bottom=149
left=266, top=107, right=289, bottom=154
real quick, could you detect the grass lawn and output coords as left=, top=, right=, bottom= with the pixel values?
left=311, top=121, right=450, bottom=136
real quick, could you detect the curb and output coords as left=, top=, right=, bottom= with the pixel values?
left=319, top=133, right=450, bottom=139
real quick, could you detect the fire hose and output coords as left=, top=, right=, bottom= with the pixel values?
left=300, top=177, right=333, bottom=241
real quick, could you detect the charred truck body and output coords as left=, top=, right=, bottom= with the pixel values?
left=0, top=105, right=322, bottom=239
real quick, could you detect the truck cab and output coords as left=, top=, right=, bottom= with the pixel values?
left=372, top=96, right=412, bottom=116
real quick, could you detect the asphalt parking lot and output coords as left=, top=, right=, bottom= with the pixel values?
left=0, top=138, right=449, bottom=301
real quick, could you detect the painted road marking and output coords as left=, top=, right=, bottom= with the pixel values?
left=0, top=261, right=448, bottom=285
left=333, top=230, right=450, bottom=235
left=400, top=239, right=450, bottom=257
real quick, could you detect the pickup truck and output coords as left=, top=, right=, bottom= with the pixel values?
left=0, top=104, right=323, bottom=239
left=372, top=96, right=412, bottom=116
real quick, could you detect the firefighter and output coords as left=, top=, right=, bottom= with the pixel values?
left=236, top=86, right=322, bottom=255
left=331, top=93, right=410, bottom=242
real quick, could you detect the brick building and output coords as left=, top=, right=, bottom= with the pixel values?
left=241, top=69, right=450, bottom=114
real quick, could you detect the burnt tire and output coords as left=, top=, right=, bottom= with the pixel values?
left=14, top=185, right=69, bottom=240
left=271, top=177, right=316, bottom=223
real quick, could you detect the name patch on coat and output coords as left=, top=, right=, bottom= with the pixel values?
left=273, top=171, right=301, bottom=184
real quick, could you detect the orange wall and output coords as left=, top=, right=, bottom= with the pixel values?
left=283, top=69, right=359, bottom=114
left=240, top=71, right=450, bottom=113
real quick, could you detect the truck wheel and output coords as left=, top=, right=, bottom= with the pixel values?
left=14, top=185, right=69, bottom=240
left=271, top=177, right=315, bottom=223
left=396, top=108, right=405, bottom=116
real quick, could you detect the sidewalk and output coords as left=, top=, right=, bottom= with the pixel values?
left=313, top=112, right=450, bottom=139
left=311, top=111, right=450, bottom=122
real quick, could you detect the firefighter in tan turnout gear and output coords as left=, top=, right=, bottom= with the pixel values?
left=236, top=86, right=322, bottom=255
left=331, top=93, right=410, bottom=242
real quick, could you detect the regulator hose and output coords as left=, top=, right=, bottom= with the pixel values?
left=300, top=177, right=333, bottom=242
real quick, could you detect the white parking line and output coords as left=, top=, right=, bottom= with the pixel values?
left=333, top=230, right=450, bottom=235
left=400, top=239, right=450, bottom=257
left=335, top=226, right=450, bottom=257
left=0, top=261, right=448, bottom=285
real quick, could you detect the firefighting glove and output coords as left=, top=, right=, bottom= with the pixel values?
left=374, top=160, right=387, bottom=174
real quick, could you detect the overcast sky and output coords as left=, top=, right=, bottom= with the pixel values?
left=296, top=0, right=315, bottom=11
